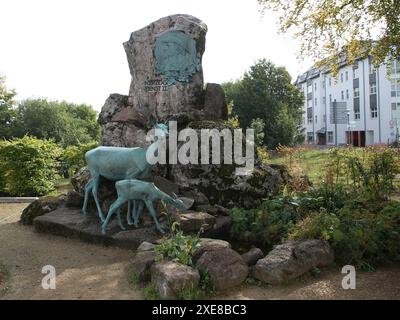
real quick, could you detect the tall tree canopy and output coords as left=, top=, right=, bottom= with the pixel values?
left=0, top=75, right=17, bottom=139
left=13, top=99, right=100, bottom=147
left=258, top=0, right=400, bottom=73
left=223, top=59, right=304, bottom=148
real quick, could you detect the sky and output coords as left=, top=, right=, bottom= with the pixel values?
left=0, top=0, right=312, bottom=111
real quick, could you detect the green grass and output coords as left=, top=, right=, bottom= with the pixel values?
left=268, top=148, right=329, bottom=185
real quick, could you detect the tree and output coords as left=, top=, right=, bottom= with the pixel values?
left=0, top=75, right=17, bottom=139
left=258, top=0, right=400, bottom=74
left=223, top=59, right=304, bottom=148
left=14, top=99, right=100, bottom=147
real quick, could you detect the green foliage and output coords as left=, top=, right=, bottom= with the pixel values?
left=222, top=59, right=304, bottom=148
left=176, top=285, right=202, bottom=300
left=61, top=141, right=98, bottom=177
left=155, top=222, right=201, bottom=266
left=12, top=98, right=99, bottom=147
left=143, top=283, right=160, bottom=300
left=199, top=269, right=216, bottom=297
left=0, top=136, right=62, bottom=196
left=289, top=201, right=400, bottom=269
left=0, top=75, right=17, bottom=140
left=328, top=146, right=400, bottom=200
left=258, top=0, right=400, bottom=75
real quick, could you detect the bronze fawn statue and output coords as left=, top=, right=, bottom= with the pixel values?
left=101, top=179, right=191, bottom=235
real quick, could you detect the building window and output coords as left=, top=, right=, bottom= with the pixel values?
left=346, top=89, right=349, bottom=100
left=391, top=78, right=400, bottom=97
left=315, top=115, right=318, bottom=123
left=329, top=94, right=332, bottom=105
left=355, top=111, right=360, bottom=120
left=329, top=77, right=332, bottom=86
left=314, top=83, right=317, bottom=91
left=345, top=71, right=349, bottom=81
left=323, top=80, right=326, bottom=89
left=390, top=60, right=400, bottom=74
left=392, top=103, right=400, bottom=121
left=341, top=91, right=344, bottom=101
left=307, top=107, right=313, bottom=124
left=323, top=115, right=326, bottom=123
left=371, top=104, right=378, bottom=118
left=307, top=132, right=314, bottom=143
left=340, top=73, right=344, bottom=83
left=370, top=83, right=377, bottom=94
left=369, top=63, right=376, bottom=75
left=354, top=87, right=360, bottom=98
left=323, top=96, right=326, bottom=106
left=315, top=98, right=317, bottom=107
left=327, top=131, right=334, bottom=143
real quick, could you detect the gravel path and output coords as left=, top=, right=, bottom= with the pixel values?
left=1, top=203, right=399, bottom=300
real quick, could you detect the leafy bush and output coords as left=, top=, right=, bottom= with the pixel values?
left=154, top=222, right=201, bottom=266
left=61, top=141, right=97, bottom=177
left=328, top=146, right=400, bottom=200
left=289, top=201, right=400, bottom=269
left=229, top=187, right=347, bottom=246
left=0, top=136, right=62, bottom=196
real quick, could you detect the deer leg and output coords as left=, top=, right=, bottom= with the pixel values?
left=134, top=200, right=144, bottom=228
left=117, top=207, right=126, bottom=231
left=144, top=200, right=165, bottom=234
left=82, top=178, right=93, bottom=215
left=102, top=197, right=125, bottom=235
left=91, top=174, right=105, bottom=222
left=127, top=200, right=134, bottom=226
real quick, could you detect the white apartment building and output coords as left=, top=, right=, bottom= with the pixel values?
left=295, top=57, right=400, bottom=146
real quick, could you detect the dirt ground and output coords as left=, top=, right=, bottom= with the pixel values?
left=0, top=203, right=399, bottom=300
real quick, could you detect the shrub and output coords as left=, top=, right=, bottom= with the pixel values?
left=61, top=141, right=97, bottom=177
left=328, top=146, right=400, bottom=200
left=289, top=200, right=400, bottom=269
left=0, top=136, right=62, bottom=196
left=154, top=222, right=201, bottom=266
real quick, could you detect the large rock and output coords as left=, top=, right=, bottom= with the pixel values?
left=33, top=208, right=162, bottom=249
left=123, top=14, right=207, bottom=124
left=129, top=250, right=156, bottom=282
left=20, top=196, right=63, bottom=225
left=241, top=248, right=264, bottom=266
left=177, top=211, right=216, bottom=233
left=253, top=240, right=334, bottom=284
left=203, top=83, right=228, bottom=120
left=99, top=94, right=149, bottom=148
left=196, top=247, right=248, bottom=290
left=193, top=238, right=231, bottom=262
left=169, top=161, right=288, bottom=208
left=151, top=261, right=200, bottom=299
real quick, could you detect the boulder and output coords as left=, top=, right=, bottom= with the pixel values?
left=196, top=247, right=248, bottom=290
left=129, top=250, right=156, bottom=282
left=20, top=196, right=63, bottom=225
left=65, top=190, right=83, bottom=208
left=253, top=239, right=334, bottom=284
left=241, top=248, right=264, bottom=266
left=203, top=83, right=228, bottom=120
left=137, top=241, right=156, bottom=252
left=193, top=238, right=231, bottom=262
left=70, top=167, right=91, bottom=194
left=123, top=14, right=207, bottom=124
left=177, top=211, right=216, bottom=233
left=203, top=216, right=232, bottom=238
left=169, top=161, right=288, bottom=209
left=151, top=261, right=200, bottom=299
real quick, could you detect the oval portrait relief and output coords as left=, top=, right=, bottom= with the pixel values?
left=154, top=30, right=201, bottom=85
